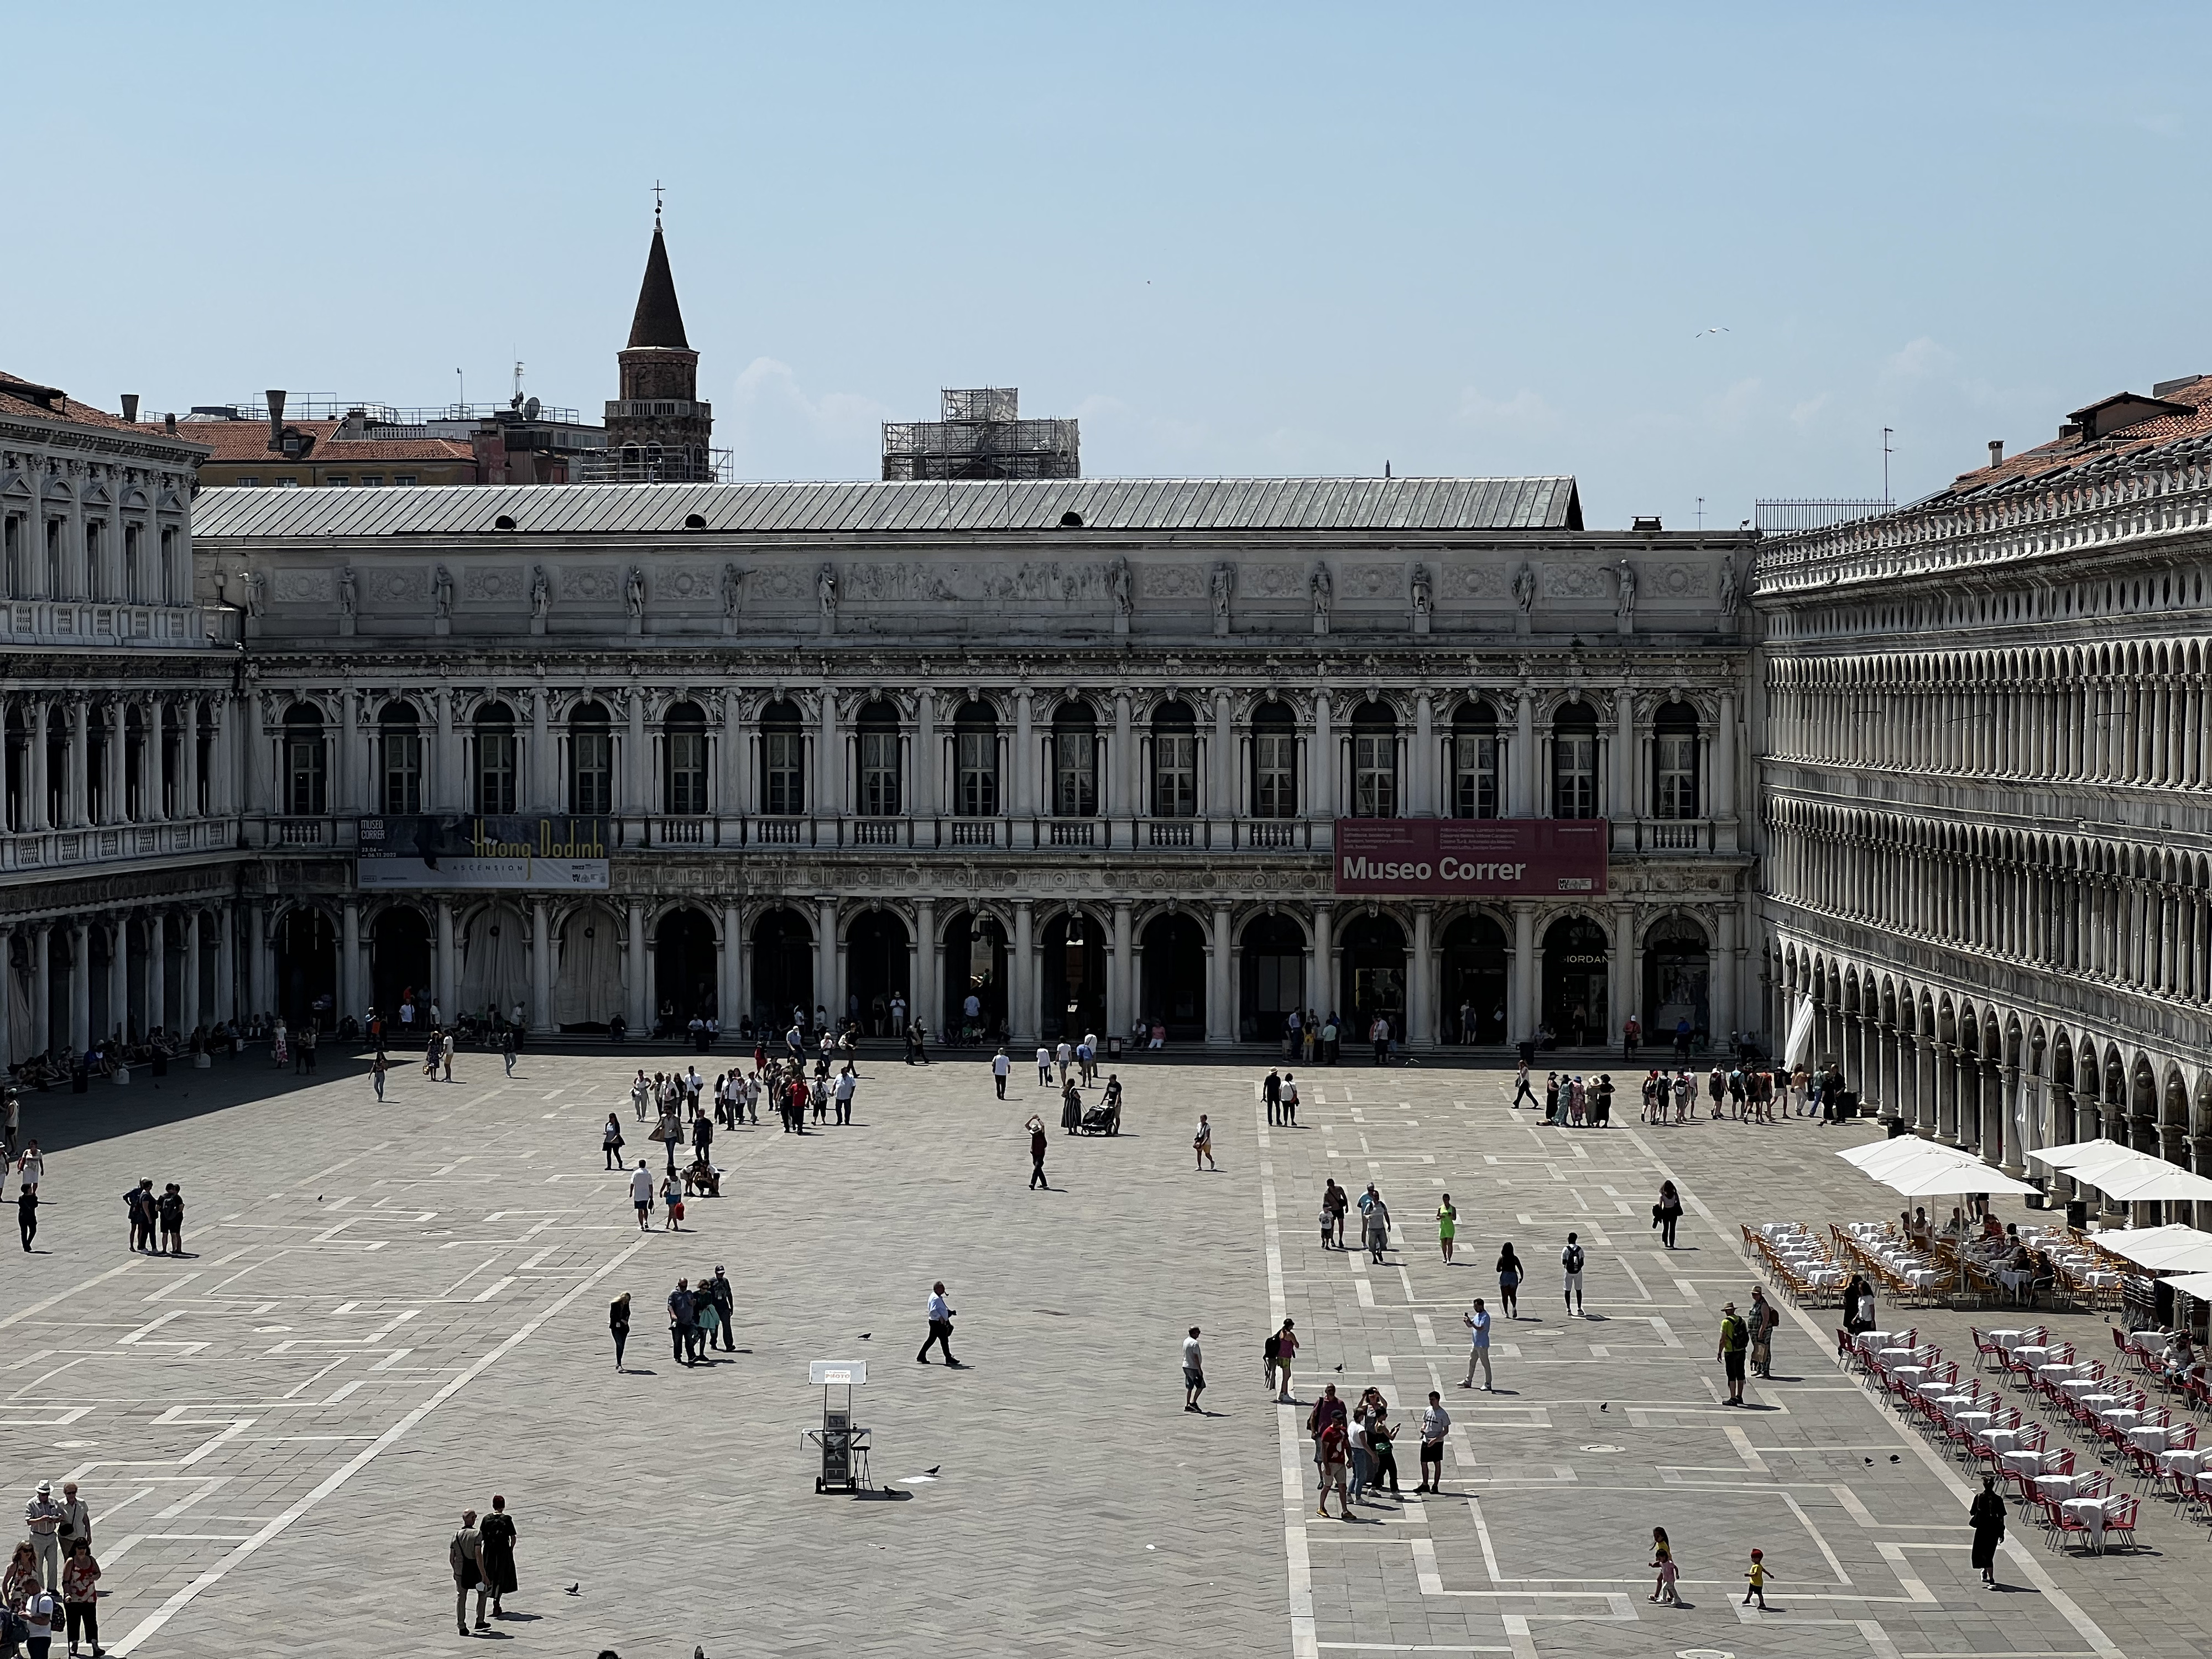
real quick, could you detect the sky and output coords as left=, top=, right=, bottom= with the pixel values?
left=7, top=2, right=2210, bottom=528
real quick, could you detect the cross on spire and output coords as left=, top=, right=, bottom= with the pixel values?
left=653, top=180, right=664, bottom=225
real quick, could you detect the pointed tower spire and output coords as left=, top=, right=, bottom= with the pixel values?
left=606, top=196, right=713, bottom=481
left=627, top=213, right=691, bottom=350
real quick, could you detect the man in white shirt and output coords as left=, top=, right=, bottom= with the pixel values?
left=833, top=1067, right=858, bottom=1126
left=917, top=1281, right=958, bottom=1365
left=991, top=1047, right=1012, bottom=1100
left=1416, top=1391, right=1452, bottom=1493
left=1281, top=1073, right=1300, bottom=1128
left=1183, top=1327, right=1206, bottom=1411
left=628, top=1160, right=656, bottom=1232
left=1055, top=1040, right=1073, bottom=1083
left=1459, top=1298, right=1494, bottom=1391
left=1036, top=1045, right=1053, bottom=1086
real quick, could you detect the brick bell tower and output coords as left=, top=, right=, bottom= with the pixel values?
left=604, top=198, right=714, bottom=481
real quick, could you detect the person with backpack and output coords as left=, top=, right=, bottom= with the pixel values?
left=1280, top=1073, right=1300, bottom=1128
left=1717, top=1301, right=1750, bottom=1405
left=124, top=1178, right=155, bottom=1253
left=1560, top=1233, right=1587, bottom=1316
left=1263, top=1068, right=1283, bottom=1126
left=1266, top=1318, right=1298, bottom=1401
left=1653, top=1180, right=1683, bottom=1249
left=1748, top=1287, right=1780, bottom=1379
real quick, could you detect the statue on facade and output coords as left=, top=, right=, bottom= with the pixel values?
left=1411, top=563, right=1432, bottom=616
left=721, top=562, right=745, bottom=619
left=1718, top=554, right=1740, bottom=618
left=432, top=564, right=454, bottom=620
left=1614, top=557, right=1637, bottom=620
left=1109, top=555, right=1133, bottom=617
left=624, top=566, right=646, bottom=619
left=530, top=565, right=551, bottom=620
left=336, top=565, right=357, bottom=619
left=1511, top=562, right=1536, bottom=614
left=1211, top=562, right=1233, bottom=625
left=1311, top=562, right=1332, bottom=630
left=816, top=563, right=839, bottom=620
left=241, top=568, right=267, bottom=618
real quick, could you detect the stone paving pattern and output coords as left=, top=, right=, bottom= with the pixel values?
left=0, top=1044, right=2200, bottom=1657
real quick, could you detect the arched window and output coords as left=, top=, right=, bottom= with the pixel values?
left=1151, top=700, right=1198, bottom=818
left=662, top=700, right=708, bottom=815
left=474, top=701, right=518, bottom=816
left=857, top=700, right=901, bottom=817
left=760, top=698, right=805, bottom=816
left=1352, top=700, right=1397, bottom=818
left=379, top=700, right=422, bottom=816
left=283, top=704, right=327, bottom=816
left=1052, top=700, right=1098, bottom=818
left=1252, top=700, right=1296, bottom=820
left=1653, top=700, right=1700, bottom=820
left=1451, top=698, right=1499, bottom=819
left=1551, top=701, right=1599, bottom=819
left=954, top=700, right=999, bottom=818
left=568, top=701, right=612, bottom=816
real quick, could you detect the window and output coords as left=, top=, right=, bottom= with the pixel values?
left=3, top=515, right=20, bottom=596
left=1653, top=701, right=1700, bottom=820
left=1252, top=700, right=1297, bottom=819
left=569, top=701, right=612, bottom=816
left=45, top=519, right=61, bottom=597
left=474, top=702, right=518, bottom=816
left=274, top=478, right=299, bottom=488
left=954, top=702, right=999, bottom=818
left=760, top=699, right=805, bottom=816
left=159, top=526, right=176, bottom=601
left=379, top=702, right=422, bottom=816
left=84, top=520, right=103, bottom=601
left=1451, top=700, right=1500, bottom=819
left=663, top=701, right=708, bottom=815
left=283, top=706, right=327, bottom=816
left=1053, top=702, right=1097, bottom=817
left=1551, top=702, right=1599, bottom=819
left=1151, top=701, right=1198, bottom=818
left=359, top=475, right=384, bottom=487
left=325, top=475, right=350, bottom=487
left=395, top=474, right=417, bottom=486
left=1351, top=701, right=1397, bottom=818
left=857, top=701, right=901, bottom=817
left=236, top=476, right=260, bottom=487
left=124, top=524, right=142, bottom=602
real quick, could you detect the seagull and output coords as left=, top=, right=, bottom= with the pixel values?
left=1693, top=326, right=1730, bottom=338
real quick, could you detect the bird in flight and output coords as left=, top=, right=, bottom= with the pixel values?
left=1693, top=326, right=1730, bottom=338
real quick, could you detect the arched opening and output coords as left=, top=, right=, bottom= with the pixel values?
left=953, top=700, right=1000, bottom=818
left=846, top=910, right=911, bottom=1035
left=379, top=700, right=423, bottom=816
left=1652, top=700, right=1700, bottom=820
left=1439, top=912, right=1507, bottom=1043
left=1041, top=910, right=1105, bottom=1040
left=458, top=902, right=529, bottom=1025
left=1642, top=917, right=1710, bottom=1045
left=276, top=906, right=337, bottom=1031
left=369, top=905, right=432, bottom=1025
left=1251, top=700, right=1297, bottom=819
left=551, top=905, right=622, bottom=1032
left=473, top=701, right=518, bottom=816
left=568, top=700, right=613, bottom=816
left=662, top=701, right=708, bottom=816
left=759, top=699, right=805, bottom=817
left=283, top=703, right=327, bottom=817
left=1150, top=701, right=1198, bottom=818
left=1350, top=701, right=1397, bottom=818
left=1550, top=702, right=1599, bottom=819
left=751, top=907, right=813, bottom=1032
left=1338, top=911, right=1407, bottom=1037
left=653, top=907, right=717, bottom=1034
left=1240, top=913, right=1306, bottom=1042
left=856, top=700, right=901, bottom=818
left=1449, top=700, right=1500, bottom=820
left=1541, top=915, right=1609, bottom=1045
left=1141, top=911, right=1208, bottom=1041
left=941, top=910, right=1008, bottom=1040
left=1051, top=701, right=1098, bottom=818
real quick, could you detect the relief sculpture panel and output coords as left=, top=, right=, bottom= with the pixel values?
left=271, top=568, right=333, bottom=606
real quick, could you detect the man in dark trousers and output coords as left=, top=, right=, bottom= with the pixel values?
left=918, top=1281, right=958, bottom=1365
left=1026, top=1114, right=1049, bottom=1190
left=1264, top=1067, right=1283, bottom=1126
left=706, top=1266, right=737, bottom=1353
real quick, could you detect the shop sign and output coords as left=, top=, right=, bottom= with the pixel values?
left=1333, top=819, right=1608, bottom=898
left=356, top=815, right=612, bottom=890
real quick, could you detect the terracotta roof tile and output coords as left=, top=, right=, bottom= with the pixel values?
left=1933, top=373, right=2212, bottom=504
left=0, top=369, right=161, bottom=435
left=158, top=419, right=473, bottom=466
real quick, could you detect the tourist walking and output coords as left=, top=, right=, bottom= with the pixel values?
left=477, top=1496, right=518, bottom=1620
left=1496, top=1243, right=1523, bottom=1317
left=1749, top=1287, right=1779, bottom=1379
left=1183, top=1327, right=1206, bottom=1411
left=1648, top=1527, right=1681, bottom=1605
left=1316, top=1416, right=1350, bottom=1518
left=667, top=1280, right=698, bottom=1366
left=705, top=1267, right=735, bottom=1352
left=1324, top=1178, right=1349, bottom=1248
left=602, top=1114, right=624, bottom=1170
left=1281, top=1071, right=1299, bottom=1126
left=18, top=1181, right=38, bottom=1253
left=121, top=1180, right=148, bottom=1253
left=1655, top=1180, right=1682, bottom=1249
left=59, top=1538, right=101, bottom=1656
left=54, top=1481, right=89, bottom=1568
left=1717, top=1300, right=1749, bottom=1404
left=501, top=1027, right=517, bottom=1076
left=1264, top=1068, right=1282, bottom=1125
left=1027, top=1115, right=1050, bottom=1190
left=1560, top=1233, right=1585, bottom=1316
left=917, top=1280, right=959, bottom=1365
left=629, top=1160, right=655, bottom=1232
left=992, top=1047, right=1010, bottom=1099
left=1436, top=1193, right=1457, bottom=1263
left=1360, top=1185, right=1391, bottom=1264
left=2, top=1084, right=18, bottom=1160
left=1459, top=1297, right=1494, bottom=1390
left=1969, top=1473, right=2006, bottom=1588
left=1742, top=1547, right=1770, bottom=1609
left=608, top=1293, right=630, bottom=1370
left=441, top=1028, right=456, bottom=1082
left=1416, top=1391, right=1450, bottom=1493
left=1193, top=1113, right=1215, bottom=1171
left=659, top=1172, right=684, bottom=1231
left=450, top=1509, right=484, bottom=1635
left=1268, top=1318, right=1298, bottom=1401
left=372, top=1052, right=387, bottom=1100
left=25, top=1480, right=64, bottom=1588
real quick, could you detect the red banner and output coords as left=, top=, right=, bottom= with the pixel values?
left=1333, top=820, right=1609, bottom=898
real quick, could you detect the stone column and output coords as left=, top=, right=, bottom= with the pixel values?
left=719, top=900, right=742, bottom=1036
left=1311, top=689, right=1334, bottom=821
left=1713, top=688, right=1738, bottom=828
left=336, top=685, right=359, bottom=816
left=914, top=898, right=936, bottom=1036
left=105, top=694, right=128, bottom=823
left=1509, top=900, right=1537, bottom=1042
left=106, top=917, right=129, bottom=1042
left=1411, top=691, right=1434, bottom=816
left=25, top=700, right=48, bottom=831
left=142, top=696, right=167, bottom=822
left=66, top=697, right=91, bottom=827
left=1206, top=901, right=1233, bottom=1047
left=1611, top=687, right=1636, bottom=822
left=181, top=909, right=202, bottom=1036
left=434, top=898, right=457, bottom=1019
left=1109, top=692, right=1131, bottom=828
left=69, top=923, right=91, bottom=1053
left=336, top=902, right=358, bottom=1028
left=2000, top=1062, right=2026, bottom=1176
left=1013, top=688, right=1035, bottom=834
left=524, top=898, right=549, bottom=1034
left=1213, top=689, right=1236, bottom=823
left=1609, top=904, right=1636, bottom=1048
left=214, top=904, right=237, bottom=1023
left=1711, top=904, right=1736, bottom=1044
left=1309, top=902, right=1333, bottom=1025
left=178, top=696, right=200, bottom=821
left=0, top=924, right=11, bottom=1071
left=147, top=911, right=166, bottom=1037
left=815, top=896, right=838, bottom=1025
left=31, top=925, right=51, bottom=1057
left=1410, top=904, right=1435, bottom=1048
left=1511, top=688, right=1536, bottom=817
left=246, top=901, right=269, bottom=1021
left=1011, top=899, right=1035, bottom=1046
left=820, top=690, right=844, bottom=826
left=627, top=899, right=649, bottom=1034
left=1108, top=899, right=1133, bottom=1036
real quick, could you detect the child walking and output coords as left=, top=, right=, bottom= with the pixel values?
left=1649, top=1527, right=1681, bottom=1606
left=1742, top=1547, right=1770, bottom=1609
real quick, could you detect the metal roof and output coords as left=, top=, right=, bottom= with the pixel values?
left=189, top=475, right=1583, bottom=539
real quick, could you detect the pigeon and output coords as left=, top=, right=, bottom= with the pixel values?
left=565, top=1583, right=580, bottom=1595
left=1600, top=1403, right=1608, bottom=1411
left=926, top=1465, right=940, bottom=1476
left=697, top=1648, right=706, bottom=1659
left=1334, top=1364, right=1345, bottom=1373
left=1865, top=1457, right=1874, bottom=1465
left=1890, top=1454, right=1902, bottom=1464
left=859, top=1333, right=871, bottom=1340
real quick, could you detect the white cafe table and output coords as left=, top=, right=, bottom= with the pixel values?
left=2010, top=1345, right=2052, bottom=1368
left=2078, top=1395, right=2120, bottom=1411
left=2061, top=1495, right=2121, bottom=1548
left=2038, top=1364, right=2085, bottom=1384
left=1916, top=1379, right=1958, bottom=1400
left=2159, top=1447, right=2209, bottom=1476
left=2127, top=1424, right=2171, bottom=1453
left=1857, top=1331, right=1901, bottom=1352
left=2000, top=1449, right=2049, bottom=1476
left=1982, top=1427, right=2030, bottom=1452
left=1955, top=1411, right=2000, bottom=1433
left=2056, top=1376, right=2104, bottom=1397
left=1986, top=1328, right=2029, bottom=1347
left=1889, top=1366, right=1930, bottom=1387
left=2036, top=1472, right=2090, bottom=1499
left=1934, top=1394, right=1979, bottom=1415
left=2099, top=1408, right=2142, bottom=1429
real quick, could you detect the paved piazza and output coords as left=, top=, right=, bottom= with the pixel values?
left=2, top=1046, right=2203, bottom=1658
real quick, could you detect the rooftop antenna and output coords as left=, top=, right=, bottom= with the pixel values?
left=455, top=367, right=465, bottom=415
left=1696, top=495, right=1704, bottom=530
left=1882, top=426, right=1895, bottom=508
left=512, top=358, right=525, bottom=407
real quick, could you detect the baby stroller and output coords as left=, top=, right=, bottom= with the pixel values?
left=1079, top=1095, right=1123, bottom=1136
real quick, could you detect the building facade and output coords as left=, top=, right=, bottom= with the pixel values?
left=0, top=372, right=249, bottom=1068
left=1752, top=373, right=2212, bottom=1193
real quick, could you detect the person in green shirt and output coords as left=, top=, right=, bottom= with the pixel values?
left=1436, top=1195, right=1458, bottom=1264
left=1717, top=1302, right=1750, bottom=1404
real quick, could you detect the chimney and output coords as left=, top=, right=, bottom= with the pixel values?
left=121, top=393, right=139, bottom=424
left=1987, top=439, right=2004, bottom=468
left=265, top=388, right=287, bottom=451
left=164, top=413, right=178, bottom=435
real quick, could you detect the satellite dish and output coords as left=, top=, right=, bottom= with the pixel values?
left=524, top=396, right=541, bottom=421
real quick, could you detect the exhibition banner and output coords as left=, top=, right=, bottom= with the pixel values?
left=356, top=815, right=612, bottom=890
left=1333, top=818, right=1608, bottom=898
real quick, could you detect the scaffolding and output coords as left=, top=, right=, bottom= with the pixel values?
left=881, top=388, right=1079, bottom=482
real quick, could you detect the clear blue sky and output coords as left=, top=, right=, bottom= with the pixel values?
left=9, top=3, right=2209, bottom=526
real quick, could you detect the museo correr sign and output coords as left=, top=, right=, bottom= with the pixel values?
left=1333, top=819, right=1609, bottom=898
left=356, top=815, right=613, bottom=890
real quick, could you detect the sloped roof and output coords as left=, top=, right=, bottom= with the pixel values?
left=626, top=223, right=690, bottom=351
left=189, top=474, right=1585, bottom=539
left=159, top=418, right=473, bottom=466
left=1926, top=373, right=2212, bottom=507
left=1, top=371, right=171, bottom=436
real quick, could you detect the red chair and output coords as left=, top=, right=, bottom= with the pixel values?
left=2104, top=1494, right=2140, bottom=1550
left=2169, top=1424, right=2198, bottom=1451
left=2046, top=1498, right=2090, bottom=1551
left=1974, top=1327, right=2004, bottom=1372
left=2046, top=1447, right=2075, bottom=1475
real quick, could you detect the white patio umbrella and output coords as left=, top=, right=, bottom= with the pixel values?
left=2158, top=1269, right=2212, bottom=1300
left=1839, top=1136, right=1956, bottom=1178
left=2098, top=1227, right=2212, bottom=1274
left=2028, top=1138, right=2135, bottom=1171
left=1837, top=1144, right=2038, bottom=1297
left=2028, top=1139, right=2212, bottom=1208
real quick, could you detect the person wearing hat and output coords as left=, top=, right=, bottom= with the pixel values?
left=24, top=1479, right=65, bottom=1587
left=1716, top=1302, right=1750, bottom=1405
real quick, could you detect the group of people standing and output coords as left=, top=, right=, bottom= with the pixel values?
left=6, top=1479, right=99, bottom=1657
left=446, top=1497, right=521, bottom=1636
